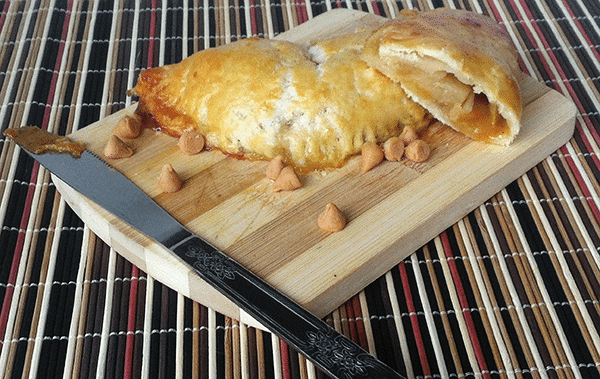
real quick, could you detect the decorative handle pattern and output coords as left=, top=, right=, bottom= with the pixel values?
left=172, top=235, right=405, bottom=379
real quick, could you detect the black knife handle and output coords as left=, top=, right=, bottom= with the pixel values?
left=171, top=235, right=405, bottom=379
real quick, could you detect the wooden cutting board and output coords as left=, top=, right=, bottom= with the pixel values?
left=54, top=9, right=577, bottom=329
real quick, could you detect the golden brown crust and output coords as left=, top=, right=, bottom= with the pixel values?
left=363, top=8, right=522, bottom=145
left=130, top=36, right=431, bottom=169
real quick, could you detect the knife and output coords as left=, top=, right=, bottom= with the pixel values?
left=5, top=126, right=406, bottom=379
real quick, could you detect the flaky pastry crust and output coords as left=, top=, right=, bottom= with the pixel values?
left=130, top=36, right=430, bottom=169
left=362, top=8, right=522, bottom=145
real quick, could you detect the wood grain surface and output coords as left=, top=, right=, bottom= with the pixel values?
left=53, top=9, right=577, bottom=329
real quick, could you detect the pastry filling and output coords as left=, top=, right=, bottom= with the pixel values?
left=378, top=54, right=509, bottom=143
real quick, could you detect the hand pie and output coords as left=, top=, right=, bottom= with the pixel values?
left=362, top=8, right=522, bottom=145
left=129, top=8, right=522, bottom=171
left=129, top=35, right=431, bottom=170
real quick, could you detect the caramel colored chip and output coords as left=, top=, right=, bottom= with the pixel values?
left=405, top=139, right=431, bottom=162
left=113, top=115, right=142, bottom=139
left=399, top=126, right=419, bottom=145
left=272, top=166, right=301, bottom=192
left=361, top=141, right=384, bottom=173
left=178, top=130, right=205, bottom=155
left=103, top=135, right=133, bottom=159
left=158, top=163, right=183, bottom=193
left=266, top=155, right=285, bottom=180
left=318, top=203, right=346, bottom=232
left=383, top=137, right=404, bottom=161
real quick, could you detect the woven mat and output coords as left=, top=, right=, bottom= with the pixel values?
left=1, top=1, right=600, bottom=378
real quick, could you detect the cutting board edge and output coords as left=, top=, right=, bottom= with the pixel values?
left=53, top=176, right=250, bottom=323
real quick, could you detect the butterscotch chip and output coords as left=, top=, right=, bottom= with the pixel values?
left=178, top=130, right=205, bottom=155
left=113, top=115, right=142, bottom=139
left=383, top=137, right=404, bottom=161
left=272, top=166, right=301, bottom=192
left=103, top=135, right=133, bottom=159
left=266, top=155, right=285, bottom=180
left=361, top=141, right=384, bottom=173
left=405, top=139, right=431, bottom=162
left=399, top=127, right=419, bottom=145
left=158, top=163, right=183, bottom=193
left=318, top=203, right=346, bottom=232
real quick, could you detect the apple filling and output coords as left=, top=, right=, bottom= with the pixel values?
left=379, top=53, right=508, bottom=143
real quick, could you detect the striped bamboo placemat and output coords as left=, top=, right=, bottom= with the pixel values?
left=1, top=1, right=599, bottom=378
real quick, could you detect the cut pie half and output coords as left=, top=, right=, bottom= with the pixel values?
left=363, top=8, right=522, bottom=145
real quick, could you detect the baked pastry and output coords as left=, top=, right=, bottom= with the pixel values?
left=129, top=8, right=522, bottom=170
left=362, top=8, right=522, bottom=145
left=129, top=35, right=431, bottom=169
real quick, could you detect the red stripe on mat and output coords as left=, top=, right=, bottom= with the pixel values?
left=147, top=0, right=157, bottom=69
left=398, top=261, right=432, bottom=377
left=351, top=295, right=369, bottom=350
left=43, top=0, right=73, bottom=132
left=441, top=231, right=491, bottom=379
left=280, top=340, right=292, bottom=379
left=0, top=2, right=10, bottom=32
left=123, top=265, right=140, bottom=379
left=249, top=0, right=258, bottom=36
left=344, top=301, right=358, bottom=345
left=295, top=2, right=308, bottom=24
left=371, top=2, right=381, bottom=16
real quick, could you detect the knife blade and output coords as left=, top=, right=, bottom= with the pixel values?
left=5, top=127, right=406, bottom=379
